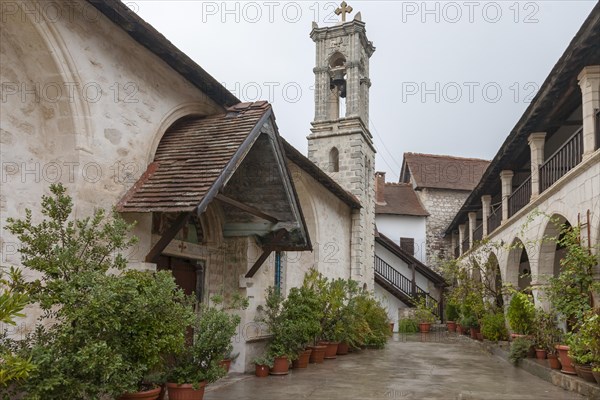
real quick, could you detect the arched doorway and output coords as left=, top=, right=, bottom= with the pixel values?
left=485, top=252, right=504, bottom=309
left=537, top=214, right=572, bottom=280
left=506, top=238, right=532, bottom=293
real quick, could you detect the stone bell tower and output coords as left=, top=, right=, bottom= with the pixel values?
left=307, top=2, right=376, bottom=287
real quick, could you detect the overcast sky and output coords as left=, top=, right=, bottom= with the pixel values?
left=133, top=1, right=596, bottom=181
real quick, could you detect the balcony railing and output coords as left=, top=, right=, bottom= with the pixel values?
left=487, top=204, right=502, bottom=235
left=461, top=238, right=468, bottom=254
left=540, top=127, right=583, bottom=192
left=508, top=176, right=531, bottom=218
left=473, top=223, right=483, bottom=242
left=454, top=244, right=460, bottom=259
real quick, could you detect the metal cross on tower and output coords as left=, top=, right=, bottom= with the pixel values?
left=335, top=1, right=353, bottom=22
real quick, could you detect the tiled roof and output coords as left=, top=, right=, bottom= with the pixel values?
left=375, top=183, right=428, bottom=216
left=281, top=139, right=361, bottom=209
left=117, top=101, right=271, bottom=213
left=402, top=153, right=490, bottom=191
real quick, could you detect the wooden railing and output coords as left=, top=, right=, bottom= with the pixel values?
left=473, top=223, right=483, bottom=242
left=374, top=256, right=440, bottom=317
left=508, top=176, right=531, bottom=218
left=454, top=244, right=460, bottom=259
left=487, top=204, right=502, bottom=235
left=461, top=238, right=468, bottom=254
left=540, top=127, right=583, bottom=192
left=374, top=256, right=411, bottom=295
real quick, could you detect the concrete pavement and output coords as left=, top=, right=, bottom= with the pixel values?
left=204, top=333, right=585, bottom=400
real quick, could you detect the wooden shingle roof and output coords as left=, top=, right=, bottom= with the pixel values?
left=117, top=102, right=271, bottom=213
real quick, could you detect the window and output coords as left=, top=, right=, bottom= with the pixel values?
left=329, top=147, right=339, bottom=172
left=400, top=237, right=415, bottom=256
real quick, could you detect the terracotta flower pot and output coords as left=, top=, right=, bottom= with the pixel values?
left=219, top=359, right=231, bottom=372
left=592, top=370, right=600, bottom=385
left=270, top=356, right=289, bottom=375
left=337, top=342, right=349, bottom=355
left=476, top=332, right=483, bottom=341
left=308, top=345, right=326, bottom=364
left=574, top=364, right=597, bottom=383
left=389, top=322, right=395, bottom=333
left=456, top=324, right=463, bottom=334
left=166, top=382, right=206, bottom=400
left=535, top=349, right=547, bottom=360
left=470, top=326, right=480, bottom=340
left=418, top=323, right=431, bottom=333
left=118, top=387, right=162, bottom=400
left=255, top=364, right=270, bottom=377
left=555, top=345, right=576, bottom=375
left=446, top=321, right=456, bottom=332
left=547, top=353, right=561, bottom=369
left=292, top=349, right=311, bottom=369
left=319, top=341, right=339, bottom=359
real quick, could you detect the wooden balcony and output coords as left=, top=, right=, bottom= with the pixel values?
left=473, top=223, right=483, bottom=242
left=508, top=176, right=531, bottom=218
left=487, top=204, right=502, bottom=235
left=540, top=127, right=583, bottom=192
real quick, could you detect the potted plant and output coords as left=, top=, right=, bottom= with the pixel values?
left=253, top=356, right=272, bottom=378
left=166, top=294, right=247, bottom=399
left=445, top=301, right=460, bottom=333
left=566, top=310, right=599, bottom=383
left=506, top=291, right=535, bottom=338
left=219, top=352, right=239, bottom=373
left=480, top=311, right=508, bottom=342
left=532, top=309, right=561, bottom=361
left=413, top=297, right=436, bottom=333
left=545, top=225, right=599, bottom=375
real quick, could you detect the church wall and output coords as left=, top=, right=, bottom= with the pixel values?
left=375, top=214, right=427, bottom=263
left=284, top=161, right=353, bottom=288
left=374, top=282, right=409, bottom=333
left=415, top=188, right=470, bottom=269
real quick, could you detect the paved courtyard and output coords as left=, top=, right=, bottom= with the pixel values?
left=205, top=334, right=584, bottom=400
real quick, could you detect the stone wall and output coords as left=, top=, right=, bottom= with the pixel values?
left=416, top=188, right=470, bottom=270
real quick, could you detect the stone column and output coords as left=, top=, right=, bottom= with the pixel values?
left=468, top=212, right=477, bottom=249
left=458, top=224, right=466, bottom=256
left=577, top=65, right=600, bottom=158
left=481, top=195, right=491, bottom=237
left=500, top=170, right=513, bottom=223
left=528, top=132, right=546, bottom=198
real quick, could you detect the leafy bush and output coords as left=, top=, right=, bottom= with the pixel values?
left=532, top=309, right=561, bottom=353
left=0, top=267, right=33, bottom=388
left=567, top=310, right=600, bottom=365
left=480, top=312, right=508, bottom=341
left=509, top=337, right=533, bottom=364
left=282, top=285, right=322, bottom=351
left=506, top=292, right=535, bottom=335
left=4, top=185, right=193, bottom=399
left=355, top=294, right=390, bottom=348
left=397, top=318, right=419, bottom=333
left=413, top=297, right=436, bottom=324
left=445, top=301, right=460, bottom=322
left=168, top=294, right=246, bottom=387
left=546, top=226, right=599, bottom=331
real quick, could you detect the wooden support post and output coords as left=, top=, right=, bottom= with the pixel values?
left=245, top=249, right=273, bottom=278
left=145, top=213, right=191, bottom=263
left=216, top=194, right=279, bottom=223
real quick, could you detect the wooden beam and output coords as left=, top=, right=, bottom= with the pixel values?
left=215, top=194, right=278, bottom=224
left=245, top=249, right=273, bottom=278
left=145, top=213, right=191, bottom=263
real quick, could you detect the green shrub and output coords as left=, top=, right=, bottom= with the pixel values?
left=397, top=318, right=419, bottom=333
left=509, top=337, right=533, bottom=364
left=480, top=312, right=508, bottom=341
left=506, top=292, right=535, bottom=335
left=445, top=302, right=460, bottom=322
left=355, top=294, right=390, bottom=348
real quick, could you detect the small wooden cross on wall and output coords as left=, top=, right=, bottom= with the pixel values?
left=335, top=1, right=353, bottom=22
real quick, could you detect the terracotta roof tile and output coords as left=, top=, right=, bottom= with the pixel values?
left=402, top=153, right=490, bottom=191
left=117, top=102, right=271, bottom=212
left=375, top=183, right=428, bottom=216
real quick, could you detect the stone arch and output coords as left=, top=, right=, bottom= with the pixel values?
left=485, top=252, right=504, bottom=308
left=536, top=214, right=572, bottom=281
left=329, top=51, right=347, bottom=68
left=329, top=147, right=340, bottom=172
left=505, top=237, right=532, bottom=292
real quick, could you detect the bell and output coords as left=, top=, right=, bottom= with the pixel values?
left=330, top=66, right=347, bottom=98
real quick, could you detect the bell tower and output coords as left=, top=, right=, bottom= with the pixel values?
left=307, top=2, right=376, bottom=287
